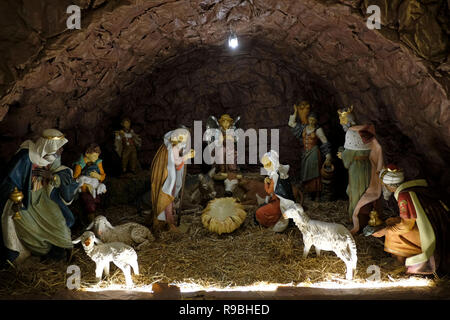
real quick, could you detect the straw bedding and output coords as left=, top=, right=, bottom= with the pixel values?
left=0, top=195, right=446, bottom=298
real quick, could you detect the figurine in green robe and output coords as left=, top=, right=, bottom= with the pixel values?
left=337, top=106, right=384, bottom=233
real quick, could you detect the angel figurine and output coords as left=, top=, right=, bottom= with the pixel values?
left=205, top=114, right=241, bottom=179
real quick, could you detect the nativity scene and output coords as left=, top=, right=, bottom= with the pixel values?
left=0, top=0, right=449, bottom=301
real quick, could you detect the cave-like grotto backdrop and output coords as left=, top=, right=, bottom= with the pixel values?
left=0, top=0, right=449, bottom=196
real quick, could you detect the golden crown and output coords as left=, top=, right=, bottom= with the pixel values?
left=380, top=166, right=403, bottom=182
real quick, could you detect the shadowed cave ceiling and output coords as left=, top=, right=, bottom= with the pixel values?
left=0, top=0, right=449, bottom=194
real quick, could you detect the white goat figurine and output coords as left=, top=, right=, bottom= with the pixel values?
left=282, top=204, right=357, bottom=280
left=86, top=215, right=154, bottom=250
left=72, top=231, right=139, bottom=287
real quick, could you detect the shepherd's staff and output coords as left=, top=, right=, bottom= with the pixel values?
left=176, top=158, right=188, bottom=227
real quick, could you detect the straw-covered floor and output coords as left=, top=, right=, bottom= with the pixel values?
left=1, top=192, right=446, bottom=298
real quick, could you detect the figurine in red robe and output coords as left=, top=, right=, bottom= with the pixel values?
left=372, top=165, right=450, bottom=275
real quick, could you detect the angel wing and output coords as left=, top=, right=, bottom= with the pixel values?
left=205, top=116, right=221, bottom=145
left=206, top=116, right=219, bottom=130
left=230, top=115, right=241, bottom=142
left=231, top=115, right=241, bottom=130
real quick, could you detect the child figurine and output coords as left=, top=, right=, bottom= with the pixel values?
left=114, top=118, right=142, bottom=174
left=73, top=143, right=107, bottom=222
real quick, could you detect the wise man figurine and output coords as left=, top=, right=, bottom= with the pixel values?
left=114, top=118, right=142, bottom=174
left=372, top=165, right=450, bottom=275
left=337, top=106, right=385, bottom=234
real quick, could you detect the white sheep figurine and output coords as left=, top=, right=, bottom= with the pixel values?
left=86, top=215, right=154, bottom=250
left=282, top=203, right=357, bottom=280
left=72, top=231, right=139, bottom=287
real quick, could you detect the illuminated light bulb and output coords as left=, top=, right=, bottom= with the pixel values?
left=228, top=33, right=238, bottom=49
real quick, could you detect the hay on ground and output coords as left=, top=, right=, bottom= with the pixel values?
left=0, top=198, right=445, bottom=298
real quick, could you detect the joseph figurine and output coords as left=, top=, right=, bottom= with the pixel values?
left=150, top=128, right=195, bottom=232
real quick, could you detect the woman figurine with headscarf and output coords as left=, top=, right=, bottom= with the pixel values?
left=150, top=127, right=195, bottom=232
left=255, top=150, right=296, bottom=232
left=0, top=129, right=76, bottom=266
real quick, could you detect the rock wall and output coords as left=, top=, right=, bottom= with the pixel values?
left=0, top=0, right=449, bottom=194
left=124, top=42, right=343, bottom=175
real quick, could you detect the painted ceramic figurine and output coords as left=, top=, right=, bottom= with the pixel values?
left=0, top=129, right=75, bottom=266
left=372, top=165, right=450, bottom=275
left=288, top=105, right=332, bottom=201
left=73, top=143, right=107, bottom=222
left=368, top=210, right=384, bottom=227
left=205, top=114, right=240, bottom=178
left=114, top=117, right=142, bottom=174
left=255, top=150, right=296, bottom=233
left=150, top=127, right=195, bottom=232
left=336, top=106, right=385, bottom=234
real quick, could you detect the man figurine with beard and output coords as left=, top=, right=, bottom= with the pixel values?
left=336, top=106, right=384, bottom=234
left=372, top=165, right=450, bottom=275
left=150, top=127, right=195, bottom=232
left=0, top=129, right=75, bottom=267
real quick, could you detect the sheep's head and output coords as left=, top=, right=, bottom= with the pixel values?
left=86, top=215, right=114, bottom=235
left=282, top=204, right=305, bottom=220
left=72, top=231, right=102, bottom=250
